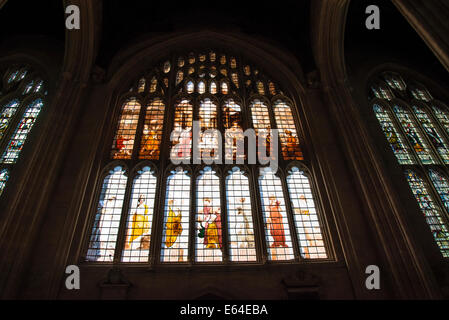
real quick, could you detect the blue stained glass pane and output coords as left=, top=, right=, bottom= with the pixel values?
left=413, top=106, right=449, bottom=164
left=393, top=105, right=435, bottom=164
left=1, top=99, right=43, bottom=164
left=0, top=99, right=21, bottom=142
left=373, top=104, right=414, bottom=164
left=405, top=170, right=449, bottom=258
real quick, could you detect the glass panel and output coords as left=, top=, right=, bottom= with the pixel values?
left=176, top=71, right=183, bottom=85
left=231, top=73, right=239, bottom=88
left=405, top=170, right=449, bottom=258
left=373, top=104, right=414, bottom=164
left=171, top=99, right=193, bottom=161
left=139, top=99, right=165, bottom=160
left=111, top=98, right=141, bottom=160
left=226, top=168, right=256, bottom=262
left=86, top=166, right=127, bottom=262
left=0, top=99, right=20, bottom=142
left=274, top=100, right=303, bottom=160
left=224, top=99, right=244, bottom=162
left=0, top=169, right=9, bottom=196
left=178, top=57, right=185, bottom=68
left=163, top=61, right=171, bottom=73
left=287, top=167, right=327, bottom=259
left=429, top=169, right=449, bottom=213
left=1, top=99, right=44, bottom=164
left=257, top=81, right=265, bottom=95
left=149, top=77, right=157, bottom=93
left=196, top=167, right=223, bottom=262
left=221, top=81, right=228, bottom=95
left=269, top=82, right=276, bottom=95
left=251, top=99, right=272, bottom=158
left=122, top=167, right=157, bottom=262
left=198, top=81, right=205, bottom=94
left=432, top=106, right=449, bottom=137
left=413, top=106, right=449, bottom=164
left=137, top=78, right=146, bottom=93
left=186, top=81, right=194, bottom=94
left=393, top=105, right=435, bottom=164
left=210, top=81, right=217, bottom=94
left=161, top=168, right=190, bottom=263
left=198, top=99, right=219, bottom=160
left=259, top=167, right=294, bottom=261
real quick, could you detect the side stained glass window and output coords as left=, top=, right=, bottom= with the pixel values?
left=86, top=50, right=330, bottom=265
left=373, top=104, right=414, bottom=164
left=0, top=99, right=20, bottom=141
left=393, top=105, right=435, bottom=164
left=370, top=72, right=449, bottom=258
left=405, top=170, right=449, bottom=258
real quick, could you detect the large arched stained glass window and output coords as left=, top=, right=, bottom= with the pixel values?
left=0, top=65, right=47, bottom=197
left=370, top=72, right=449, bottom=258
left=84, top=50, right=331, bottom=265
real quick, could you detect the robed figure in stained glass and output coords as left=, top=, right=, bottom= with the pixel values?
left=268, top=195, right=287, bottom=248
left=201, top=198, right=222, bottom=249
left=125, top=195, right=151, bottom=250
left=403, top=121, right=424, bottom=153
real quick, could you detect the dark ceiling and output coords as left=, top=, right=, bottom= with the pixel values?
left=0, top=0, right=447, bottom=86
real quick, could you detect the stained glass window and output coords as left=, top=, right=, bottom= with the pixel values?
left=393, top=105, right=435, bottom=164
left=198, top=99, right=219, bottom=161
left=413, top=106, right=449, bottom=164
left=373, top=104, right=414, bottom=164
left=287, top=167, right=327, bottom=259
left=0, top=99, right=20, bottom=142
left=428, top=169, right=449, bottom=213
left=273, top=100, right=303, bottom=161
left=122, top=166, right=157, bottom=262
left=226, top=167, right=257, bottom=262
left=171, top=99, right=193, bottom=162
left=196, top=167, right=222, bottom=262
left=1, top=99, right=44, bottom=164
left=111, top=98, right=141, bottom=160
left=161, top=168, right=190, bottom=263
left=370, top=72, right=449, bottom=258
left=86, top=166, right=128, bottom=262
left=87, top=50, right=329, bottom=265
left=0, top=66, right=46, bottom=198
left=139, top=98, right=165, bottom=160
left=259, top=167, right=294, bottom=261
left=405, top=170, right=449, bottom=258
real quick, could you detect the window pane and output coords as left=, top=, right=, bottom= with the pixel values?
left=122, top=167, right=157, bottom=262
left=259, top=167, right=294, bottom=261
left=226, top=168, right=257, bottom=262
left=287, top=167, right=327, bottom=259
left=111, top=98, right=141, bottom=160
left=413, top=106, right=449, bottom=164
left=429, top=169, right=449, bottom=214
left=1, top=99, right=43, bottom=164
left=196, top=168, right=223, bottom=262
left=224, top=99, right=244, bottom=162
left=161, top=168, right=190, bottom=263
left=86, top=167, right=127, bottom=262
left=273, top=100, right=303, bottom=160
left=198, top=99, right=219, bottom=161
left=405, top=170, right=449, bottom=258
left=393, top=105, right=435, bottom=164
left=139, top=99, right=165, bottom=160
left=171, top=99, right=193, bottom=161
left=432, top=106, right=449, bottom=137
left=373, top=104, right=415, bottom=164
left=0, top=99, right=20, bottom=142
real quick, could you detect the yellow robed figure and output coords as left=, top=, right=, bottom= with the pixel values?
left=128, top=195, right=151, bottom=246
left=165, top=200, right=183, bottom=248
